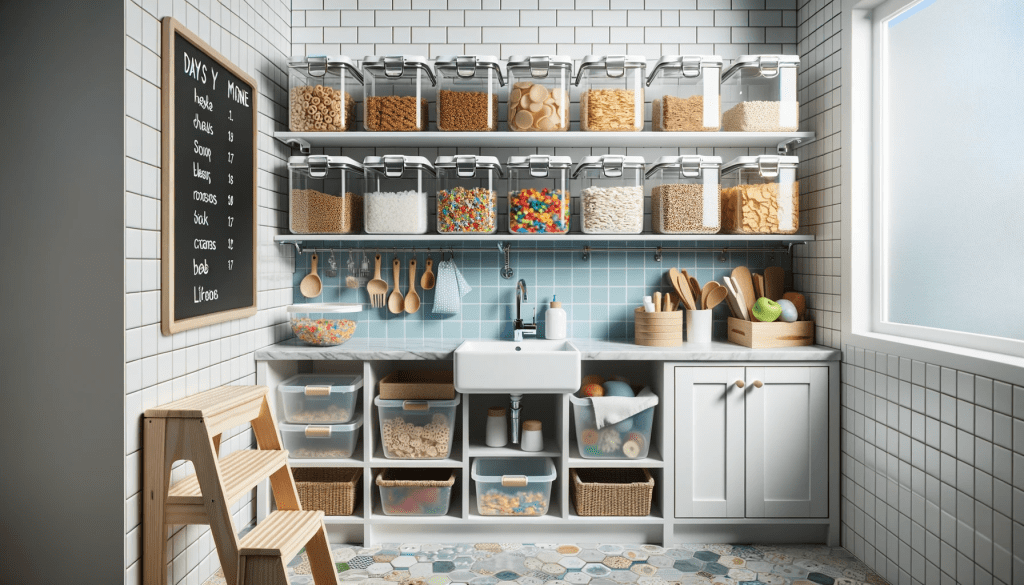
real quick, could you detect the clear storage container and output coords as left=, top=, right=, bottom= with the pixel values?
left=646, top=55, right=722, bottom=132
left=361, top=55, right=434, bottom=131
left=288, top=155, right=364, bottom=234
left=287, top=303, right=362, bottom=346
left=279, top=373, right=363, bottom=424
left=376, top=469, right=456, bottom=516
left=645, top=155, right=722, bottom=234
left=280, top=415, right=362, bottom=459
left=720, top=155, right=799, bottom=234
left=506, top=55, right=573, bottom=132
left=720, top=55, right=800, bottom=132
left=434, top=155, right=503, bottom=234
left=471, top=457, right=556, bottom=516
left=572, top=155, right=645, bottom=234
left=374, top=395, right=460, bottom=459
left=569, top=395, right=657, bottom=459
left=288, top=55, right=362, bottom=132
left=506, top=155, right=572, bottom=234
left=362, top=155, right=435, bottom=234
left=575, top=55, right=646, bottom=132
left=434, top=55, right=504, bottom=132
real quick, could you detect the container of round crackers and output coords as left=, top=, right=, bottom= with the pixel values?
left=506, top=55, right=573, bottom=132
left=374, top=395, right=460, bottom=459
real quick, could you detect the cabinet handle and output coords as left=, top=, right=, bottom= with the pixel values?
left=734, top=380, right=745, bottom=389
left=751, top=379, right=764, bottom=388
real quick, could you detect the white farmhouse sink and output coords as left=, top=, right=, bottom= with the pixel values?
left=453, top=339, right=582, bottom=393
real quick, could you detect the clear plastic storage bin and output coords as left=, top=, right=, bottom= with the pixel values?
left=288, top=155, right=364, bottom=235
left=570, top=395, right=657, bottom=459
left=434, top=55, right=504, bottom=131
left=288, top=55, right=362, bottom=132
left=647, top=55, right=722, bottom=132
left=374, top=395, right=460, bottom=459
left=362, top=155, right=435, bottom=234
left=434, top=155, right=503, bottom=234
left=361, top=55, right=434, bottom=131
left=472, top=457, right=556, bottom=516
left=646, top=155, right=722, bottom=234
left=576, top=55, right=646, bottom=132
left=720, top=155, right=799, bottom=234
left=376, top=469, right=456, bottom=516
left=573, top=155, right=645, bottom=234
left=280, top=415, right=362, bottom=459
left=279, top=373, right=363, bottom=424
left=720, top=55, right=800, bottom=132
left=506, top=55, right=573, bottom=132
left=287, top=303, right=362, bottom=346
left=506, top=155, right=572, bottom=234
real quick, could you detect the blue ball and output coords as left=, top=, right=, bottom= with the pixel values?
left=777, top=299, right=799, bottom=322
left=602, top=381, right=634, bottom=397
left=614, top=417, right=634, bottom=433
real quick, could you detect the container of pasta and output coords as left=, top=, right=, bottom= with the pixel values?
left=374, top=395, right=460, bottom=459
left=720, top=155, right=799, bottom=234
left=645, top=155, right=722, bottom=234
left=288, top=155, right=364, bottom=234
left=720, top=55, right=800, bottom=132
left=506, top=55, right=573, bottom=132
left=575, top=55, right=646, bottom=132
left=287, top=55, right=362, bottom=132
left=434, top=55, right=504, bottom=131
left=471, top=457, right=556, bottom=516
left=646, top=55, right=722, bottom=132
left=361, top=55, right=434, bottom=131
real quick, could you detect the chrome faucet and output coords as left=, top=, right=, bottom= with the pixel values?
left=513, top=279, right=537, bottom=342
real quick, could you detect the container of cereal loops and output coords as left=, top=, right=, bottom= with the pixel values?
left=288, top=155, right=365, bottom=235
left=505, top=55, right=573, bottom=132
left=374, top=394, right=460, bottom=459
left=433, top=55, right=504, bottom=132
left=572, top=155, right=646, bottom=235
left=506, top=155, right=572, bottom=234
left=720, top=155, right=799, bottom=235
left=287, top=55, right=362, bottom=132
left=646, top=55, right=723, bottom=132
left=376, top=468, right=456, bottom=516
left=279, top=373, right=363, bottom=424
left=645, top=155, right=723, bottom=235
left=471, top=457, right=556, bottom=516
left=287, top=303, right=362, bottom=346
left=279, top=415, right=363, bottom=459
left=575, top=55, right=647, bottom=132
left=362, top=155, right=435, bottom=234
left=720, top=55, right=800, bottom=132
left=434, top=155, right=503, bottom=234
left=361, top=55, right=434, bottom=132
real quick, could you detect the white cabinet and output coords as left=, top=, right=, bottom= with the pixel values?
left=674, top=366, right=828, bottom=519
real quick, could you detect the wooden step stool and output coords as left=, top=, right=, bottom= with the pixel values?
left=143, top=385, right=338, bottom=585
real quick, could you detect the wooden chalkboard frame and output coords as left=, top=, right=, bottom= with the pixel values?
left=160, top=17, right=257, bottom=335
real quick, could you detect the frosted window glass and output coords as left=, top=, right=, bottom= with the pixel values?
left=883, top=0, right=1024, bottom=341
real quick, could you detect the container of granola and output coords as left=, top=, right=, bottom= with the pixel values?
left=645, top=155, right=723, bottom=234
left=575, top=55, right=647, bottom=132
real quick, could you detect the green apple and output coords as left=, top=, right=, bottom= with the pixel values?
left=752, top=297, right=782, bottom=322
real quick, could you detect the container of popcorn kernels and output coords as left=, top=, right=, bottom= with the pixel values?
left=376, top=468, right=456, bottom=516
left=280, top=415, right=363, bottom=460
left=434, top=55, right=504, bottom=132
left=374, top=395, right=460, bottom=459
left=720, top=155, right=799, bottom=234
left=645, top=155, right=722, bottom=234
left=287, top=303, right=362, bottom=346
left=434, top=155, right=503, bottom=234
left=573, top=155, right=646, bottom=235
left=288, top=155, right=365, bottom=235
left=569, top=394, right=657, bottom=460
left=506, top=155, right=572, bottom=234
left=471, top=457, right=556, bottom=516
left=575, top=55, right=647, bottom=132
left=720, top=55, right=800, bottom=132
left=363, top=155, right=435, bottom=234
left=647, top=55, right=723, bottom=132
left=361, top=55, right=434, bottom=132
left=288, top=55, right=362, bottom=132
left=506, top=55, right=573, bottom=132
left=280, top=373, right=363, bottom=424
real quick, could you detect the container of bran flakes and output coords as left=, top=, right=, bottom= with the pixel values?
left=647, top=55, right=723, bottom=132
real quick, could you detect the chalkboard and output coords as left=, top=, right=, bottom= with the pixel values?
left=161, top=18, right=257, bottom=335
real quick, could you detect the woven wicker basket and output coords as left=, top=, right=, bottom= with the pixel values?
left=570, top=468, right=654, bottom=516
left=293, top=467, right=361, bottom=516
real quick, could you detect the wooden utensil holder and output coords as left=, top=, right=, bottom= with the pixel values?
left=634, top=307, right=683, bottom=347
left=727, top=317, right=815, bottom=348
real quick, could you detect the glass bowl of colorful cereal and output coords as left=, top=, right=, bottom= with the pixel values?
left=287, top=303, right=362, bottom=346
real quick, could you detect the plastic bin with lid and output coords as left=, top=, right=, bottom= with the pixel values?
left=288, top=303, right=362, bottom=346
left=569, top=393, right=657, bottom=460
left=575, top=55, right=647, bottom=132
left=279, top=373, right=363, bottom=424
left=646, top=55, right=723, bottom=132
left=506, top=155, right=572, bottom=234
left=434, top=55, right=504, bottom=132
left=361, top=55, right=434, bottom=131
left=573, top=155, right=645, bottom=235
left=434, top=155, right=503, bottom=234
left=720, top=55, right=799, bottom=132
left=280, top=415, right=363, bottom=459
left=374, top=395, right=460, bottom=459
left=376, top=468, right=456, bottom=516
left=288, top=55, right=362, bottom=132
left=646, top=155, right=722, bottom=234
left=471, top=457, right=557, bottom=516
left=288, top=155, right=365, bottom=235
left=506, top=55, right=573, bottom=132
left=362, top=155, right=435, bottom=234
left=720, top=155, right=799, bottom=234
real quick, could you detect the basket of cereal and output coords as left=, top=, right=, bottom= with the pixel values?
left=287, top=303, right=361, bottom=346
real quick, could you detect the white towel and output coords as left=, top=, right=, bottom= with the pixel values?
left=588, top=387, right=659, bottom=429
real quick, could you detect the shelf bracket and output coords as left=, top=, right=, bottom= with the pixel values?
left=787, top=241, right=807, bottom=256
left=777, top=137, right=807, bottom=156
left=582, top=245, right=590, bottom=262
left=654, top=246, right=663, bottom=263
left=499, top=242, right=513, bottom=280
left=285, top=137, right=312, bottom=154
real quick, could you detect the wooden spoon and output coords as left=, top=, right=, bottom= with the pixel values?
left=705, top=286, right=729, bottom=310
left=700, top=282, right=717, bottom=311
left=405, top=258, right=421, bottom=313
left=765, top=266, right=785, bottom=301
left=366, top=254, right=388, bottom=308
left=731, top=266, right=757, bottom=317
left=668, top=270, right=690, bottom=310
left=420, top=257, right=436, bottom=290
left=688, top=276, right=701, bottom=306
left=299, top=252, right=323, bottom=298
left=675, top=273, right=697, bottom=311
left=388, top=257, right=404, bottom=314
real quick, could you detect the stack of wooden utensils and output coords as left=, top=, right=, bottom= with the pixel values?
left=721, top=265, right=806, bottom=322
left=651, top=267, right=729, bottom=312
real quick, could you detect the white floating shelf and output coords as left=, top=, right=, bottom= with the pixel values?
left=467, top=440, right=560, bottom=458
left=275, top=233, right=814, bottom=244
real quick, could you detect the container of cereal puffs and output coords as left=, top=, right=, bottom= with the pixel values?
left=720, top=155, right=799, bottom=234
left=374, top=395, right=460, bottom=459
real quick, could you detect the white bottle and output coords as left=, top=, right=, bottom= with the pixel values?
left=485, top=406, right=508, bottom=448
left=520, top=420, right=544, bottom=452
left=545, top=296, right=567, bottom=340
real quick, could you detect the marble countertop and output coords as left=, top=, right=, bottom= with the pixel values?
left=255, top=338, right=840, bottom=362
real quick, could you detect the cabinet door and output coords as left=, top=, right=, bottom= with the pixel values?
left=674, top=366, right=746, bottom=518
left=745, top=366, right=828, bottom=518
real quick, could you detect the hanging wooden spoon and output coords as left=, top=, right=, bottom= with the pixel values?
left=420, top=256, right=436, bottom=290
left=299, top=252, right=323, bottom=298
left=405, top=258, right=421, bottom=313
left=388, top=257, right=404, bottom=314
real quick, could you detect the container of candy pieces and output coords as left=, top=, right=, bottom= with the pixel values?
left=376, top=468, right=456, bottom=515
left=471, top=457, right=556, bottom=516
left=279, top=415, right=363, bottom=459
left=434, top=155, right=503, bottom=234
left=506, top=155, right=572, bottom=234
left=374, top=395, right=460, bottom=459
left=287, top=303, right=362, bottom=346
left=279, top=373, right=363, bottom=424
left=569, top=394, right=658, bottom=459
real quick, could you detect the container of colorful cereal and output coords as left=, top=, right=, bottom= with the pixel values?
left=471, top=457, right=556, bottom=516
left=287, top=303, right=362, bottom=346
left=376, top=468, right=456, bottom=515
left=434, top=155, right=503, bottom=234
left=506, top=155, right=572, bottom=234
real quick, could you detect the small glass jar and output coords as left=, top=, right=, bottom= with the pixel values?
left=720, top=55, right=800, bottom=132
left=645, top=155, right=722, bottom=235
left=720, top=155, right=799, bottom=234
left=287, top=55, right=363, bottom=132
left=575, top=55, right=647, bottom=132
left=505, top=55, right=573, bottom=132
left=434, top=155, right=503, bottom=234
left=572, top=155, right=646, bottom=235
left=646, top=55, right=723, bottom=132
left=361, top=55, right=435, bottom=131
left=362, top=155, right=435, bottom=234
left=506, top=155, right=572, bottom=235
left=433, top=55, right=504, bottom=131
left=287, top=155, right=365, bottom=234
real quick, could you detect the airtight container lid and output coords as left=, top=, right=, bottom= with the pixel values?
left=506, top=55, right=574, bottom=78
left=721, top=155, right=799, bottom=178
left=434, top=155, right=505, bottom=178
left=279, top=414, right=363, bottom=434
left=645, top=155, right=722, bottom=179
left=287, top=155, right=364, bottom=178
left=287, top=303, right=363, bottom=314
left=280, top=373, right=363, bottom=395
left=363, top=155, right=436, bottom=178
left=722, top=55, right=800, bottom=81
left=287, top=55, right=364, bottom=83
left=506, top=155, right=573, bottom=178
left=471, top=457, right=557, bottom=484
left=574, top=55, right=647, bottom=84
left=362, top=55, right=436, bottom=85
left=572, top=155, right=646, bottom=178
left=374, top=394, right=461, bottom=408
left=646, top=55, right=723, bottom=84
left=434, top=55, right=505, bottom=85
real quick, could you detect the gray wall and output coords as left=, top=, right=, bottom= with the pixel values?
left=0, top=0, right=125, bottom=581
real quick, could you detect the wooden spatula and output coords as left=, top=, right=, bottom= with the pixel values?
left=701, top=282, right=717, bottom=311
left=765, top=266, right=785, bottom=301
left=723, top=276, right=750, bottom=321
left=783, top=292, right=807, bottom=321
left=705, top=286, right=728, bottom=310
left=731, top=266, right=756, bottom=317
left=753, top=273, right=765, bottom=300
left=688, top=276, right=701, bottom=306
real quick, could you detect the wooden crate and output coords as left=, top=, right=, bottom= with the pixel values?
left=727, top=317, right=815, bottom=348
left=379, top=370, right=455, bottom=400
left=634, top=307, right=682, bottom=347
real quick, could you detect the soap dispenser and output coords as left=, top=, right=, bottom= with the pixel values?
left=545, top=295, right=567, bottom=340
